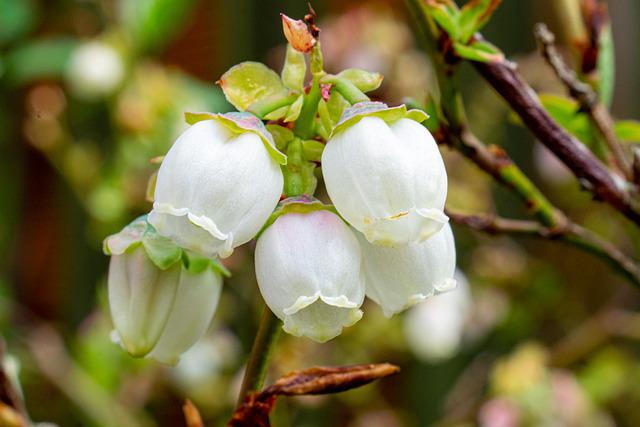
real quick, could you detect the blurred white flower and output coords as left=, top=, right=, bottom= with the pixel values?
left=149, top=118, right=284, bottom=258
left=66, top=41, right=125, bottom=99
left=403, top=270, right=471, bottom=362
left=360, top=223, right=456, bottom=317
left=255, top=205, right=365, bottom=342
left=322, top=114, right=448, bottom=246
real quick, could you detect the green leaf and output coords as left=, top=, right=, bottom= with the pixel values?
left=281, top=44, right=306, bottom=92
left=331, top=102, right=428, bottom=138
left=597, top=24, right=615, bottom=108
left=284, top=94, right=304, bottom=123
left=119, top=0, right=197, bottom=53
left=453, top=40, right=503, bottom=63
left=423, top=0, right=460, bottom=39
left=336, top=69, right=384, bottom=92
left=423, top=95, right=440, bottom=133
left=218, top=61, right=288, bottom=112
left=3, top=37, right=78, bottom=86
left=263, top=106, right=288, bottom=121
left=458, top=0, right=501, bottom=43
left=614, top=120, right=640, bottom=143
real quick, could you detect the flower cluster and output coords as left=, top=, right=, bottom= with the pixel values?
left=103, top=12, right=456, bottom=362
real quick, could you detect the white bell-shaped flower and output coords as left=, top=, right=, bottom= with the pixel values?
left=404, top=271, right=472, bottom=362
left=255, top=201, right=365, bottom=342
left=104, top=217, right=226, bottom=365
left=149, top=113, right=286, bottom=258
left=358, top=223, right=456, bottom=317
left=322, top=103, right=448, bottom=246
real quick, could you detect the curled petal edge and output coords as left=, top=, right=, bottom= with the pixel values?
left=379, top=277, right=458, bottom=318
left=283, top=292, right=360, bottom=316
left=362, top=208, right=449, bottom=246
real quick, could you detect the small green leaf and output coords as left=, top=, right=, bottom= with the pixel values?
left=331, top=102, right=428, bottom=138
left=182, top=252, right=230, bottom=277
left=453, top=40, right=503, bottom=63
left=218, top=61, right=288, bottom=112
left=263, top=106, right=288, bottom=121
left=336, top=69, right=384, bottom=92
left=281, top=44, right=306, bottom=92
left=615, top=120, right=640, bottom=143
left=284, top=94, right=304, bottom=123
left=424, top=0, right=460, bottom=39
left=458, top=0, right=501, bottom=43
left=423, top=95, right=440, bottom=133
left=597, top=24, right=615, bottom=108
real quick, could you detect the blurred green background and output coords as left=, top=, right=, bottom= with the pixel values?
left=2, top=0, right=640, bottom=425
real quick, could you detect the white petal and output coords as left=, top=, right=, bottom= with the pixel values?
left=108, top=247, right=180, bottom=357
left=148, top=267, right=223, bottom=365
left=359, top=223, right=456, bottom=317
left=150, top=120, right=283, bottom=258
left=255, top=210, right=365, bottom=342
left=322, top=116, right=448, bottom=245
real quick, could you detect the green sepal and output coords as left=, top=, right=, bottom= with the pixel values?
left=256, top=196, right=338, bottom=239
left=330, top=101, right=429, bottom=138
left=336, top=69, right=384, bottom=92
left=263, top=106, right=288, bottom=121
left=142, top=231, right=183, bottom=270
left=597, top=23, right=615, bottom=108
left=266, top=124, right=295, bottom=151
left=284, top=94, right=304, bottom=122
left=182, top=251, right=231, bottom=277
left=453, top=40, right=503, bottom=63
left=218, top=61, right=288, bottom=111
left=145, top=171, right=157, bottom=203
left=184, top=111, right=287, bottom=165
left=281, top=44, right=306, bottom=92
left=103, top=216, right=181, bottom=270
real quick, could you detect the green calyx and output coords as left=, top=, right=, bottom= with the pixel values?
left=330, top=101, right=429, bottom=138
left=103, top=216, right=230, bottom=277
left=256, top=196, right=338, bottom=239
left=185, top=111, right=287, bottom=165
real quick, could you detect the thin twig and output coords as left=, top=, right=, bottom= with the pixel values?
left=447, top=209, right=640, bottom=286
left=534, top=23, right=631, bottom=178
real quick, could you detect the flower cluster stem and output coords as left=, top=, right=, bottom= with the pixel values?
left=237, top=305, right=282, bottom=406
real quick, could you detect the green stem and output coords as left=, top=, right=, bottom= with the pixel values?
left=237, top=306, right=282, bottom=406
left=321, top=75, right=370, bottom=104
left=248, top=93, right=298, bottom=119
left=293, top=77, right=322, bottom=140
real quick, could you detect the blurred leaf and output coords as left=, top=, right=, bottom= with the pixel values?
left=218, top=62, right=288, bottom=112
left=119, top=0, right=196, bottom=54
left=453, top=40, right=503, bottom=63
left=423, top=95, right=440, bottom=133
left=579, top=348, right=632, bottom=404
left=614, top=120, right=640, bottom=143
left=336, top=69, right=384, bottom=92
left=538, top=93, right=593, bottom=143
left=2, top=37, right=78, bottom=86
left=281, top=44, right=306, bottom=92
left=0, top=0, right=35, bottom=46
left=597, top=24, right=615, bottom=108
left=458, top=0, right=501, bottom=43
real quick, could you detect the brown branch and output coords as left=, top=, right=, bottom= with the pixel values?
left=472, top=52, right=640, bottom=226
left=447, top=209, right=640, bottom=286
left=534, top=22, right=631, bottom=178
left=229, top=363, right=399, bottom=427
